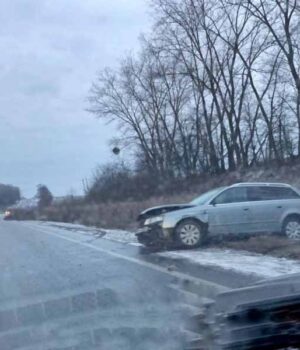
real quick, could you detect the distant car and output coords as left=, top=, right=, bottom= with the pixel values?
left=3, top=209, right=14, bottom=220
left=136, top=183, right=300, bottom=248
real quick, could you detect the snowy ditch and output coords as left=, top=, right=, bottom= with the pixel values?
left=43, top=221, right=300, bottom=279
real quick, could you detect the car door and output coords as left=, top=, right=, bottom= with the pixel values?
left=247, top=186, right=300, bottom=233
left=208, top=187, right=252, bottom=235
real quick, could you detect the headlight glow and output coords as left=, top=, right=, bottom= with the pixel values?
left=144, top=216, right=163, bottom=226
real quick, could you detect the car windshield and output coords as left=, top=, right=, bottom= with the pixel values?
left=190, top=187, right=226, bottom=206
left=2, top=0, right=300, bottom=349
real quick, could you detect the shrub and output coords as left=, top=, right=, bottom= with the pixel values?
left=86, top=163, right=158, bottom=203
left=0, top=184, right=21, bottom=208
left=36, top=185, right=53, bottom=209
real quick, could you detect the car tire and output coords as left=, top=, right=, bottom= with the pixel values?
left=282, top=215, right=300, bottom=240
left=175, top=219, right=204, bottom=248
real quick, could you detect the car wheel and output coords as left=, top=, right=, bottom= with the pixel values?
left=175, top=219, right=204, bottom=248
left=282, top=216, right=300, bottom=240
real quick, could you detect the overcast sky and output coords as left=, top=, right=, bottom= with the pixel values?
left=0, top=0, right=150, bottom=197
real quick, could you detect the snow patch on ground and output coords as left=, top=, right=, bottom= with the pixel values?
left=103, top=229, right=138, bottom=244
left=41, top=221, right=300, bottom=279
left=159, top=249, right=300, bottom=278
left=42, top=221, right=138, bottom=244
left=12, top=198, right=39, bottom=209
left=44, top=222, right=88, bottom=230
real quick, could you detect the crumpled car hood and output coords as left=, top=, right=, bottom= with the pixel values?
left=138, top=203, right=195, bottom=223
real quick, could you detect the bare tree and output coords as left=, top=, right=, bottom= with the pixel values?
left=241, top=0, right=300, bottom=153
left=89, top=0, right=300, bottom=181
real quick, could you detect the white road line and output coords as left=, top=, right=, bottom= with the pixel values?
left=22, top=222, right=228, bottom=294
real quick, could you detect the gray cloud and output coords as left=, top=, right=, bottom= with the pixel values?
left=0, top=0, right=150, bottom=196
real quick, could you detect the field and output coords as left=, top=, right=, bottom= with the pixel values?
left=10, top=161, right=300, bottom=260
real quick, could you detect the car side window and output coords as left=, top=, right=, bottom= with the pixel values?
left=248, top=187, right=273, bottom=201
left=269, top=187, right=300, bottom=200
left=247, top=186, right=300, bottom=201
left=212, top=187, right=248, bottom=205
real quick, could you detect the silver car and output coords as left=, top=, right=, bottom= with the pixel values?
left=136, top=182, right=300, bottom=248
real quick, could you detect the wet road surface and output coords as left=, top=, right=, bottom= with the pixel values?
left=0, top=220, right=254, bottom=350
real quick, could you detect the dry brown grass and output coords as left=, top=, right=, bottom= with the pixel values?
left=38, top=160, right=300, bottom=230
left=41, top=194, right=195, bottom=230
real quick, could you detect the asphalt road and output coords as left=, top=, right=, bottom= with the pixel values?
left=0, top=220, right=255, bottom=350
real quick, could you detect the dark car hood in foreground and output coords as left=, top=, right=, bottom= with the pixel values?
left=209, top=274, right=300, bottom=349
left=138, top=203, right=195, bottom=223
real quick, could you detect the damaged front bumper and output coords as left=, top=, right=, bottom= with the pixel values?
left=135, top=225, right=172, bottom=247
